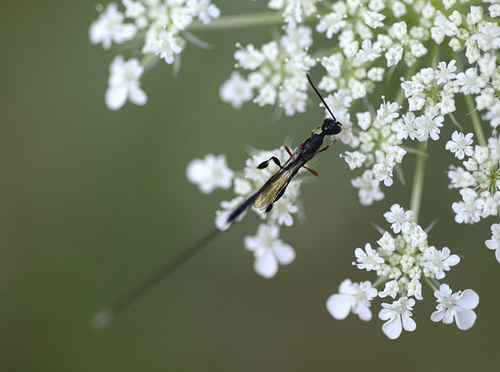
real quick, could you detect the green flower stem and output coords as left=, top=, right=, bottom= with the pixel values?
left=373, top=275, right=389, bottom=289
left=465, top=94, right=486, bottom=147
left=410, top=141, right=428, bottom=223
left=141, top=53, right=159, bottom=73
left=189, top=12, right=284, bottom=31
left=424, top=276, right=440, bottom=292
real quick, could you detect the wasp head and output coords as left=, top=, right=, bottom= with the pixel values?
left=321, top=118, right=342, bottom=136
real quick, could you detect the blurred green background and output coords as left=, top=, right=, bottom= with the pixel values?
left=1, top=1, right=498, bottom=371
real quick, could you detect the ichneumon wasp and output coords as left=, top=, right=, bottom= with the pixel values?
left=92, top=73, right=343, bottom=328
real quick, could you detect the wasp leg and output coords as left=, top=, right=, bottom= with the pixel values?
left=258, top=156, right=282, bottom=169
left=316, top=144, right=331, bottom=154
left=303, top=166, right=320, bottom=177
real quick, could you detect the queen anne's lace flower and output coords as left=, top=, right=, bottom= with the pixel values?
left=353, top=243, right=385, bottom=271
left=486, top=223, right=500, bottom=263
left=90, top=0, right=220, bottom=109
left=431, top=284, right=479, bottom=330
left=105, top=55, right=147, bottom=110
left=379, top=297, right=417, bottom=340
left=327, top=280, right=378, bottom=321
left=327, top=205, right=478, bottom=339
left=90, top=3, right=137, bottom=50
left=186, top=154, right=234, bottom=194
left=446, top=131, right=474, bottom=160
left=91, top=0, right=496, bottom=338
left=219, top=26, right=316, bottom=116
left=244, top=224, right=295, bottom=278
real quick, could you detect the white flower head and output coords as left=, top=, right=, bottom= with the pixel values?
left=105, top=55, right=147, bottom=110
left=351, top=170, right=385, bottom=206
left=317, top=11, right=346, bottom=38
left=373, top=155, right=396, bottom=187
left=353, top=243, right=385, bottom=271
left=393, top=112, right=418, bottom=141
left=488, top=135, right=500, bottom=161
left=187, top=0, right=221, bottom=24
left=186, top=154, right=234, bottom=194
left=445, top=131, right=474, bottom=160
left=379, top=280, right=401, bottom=299
left=356, top=111, right=372, bottom=131
left=279, top=83, right=308, bottom=116
left=219, top=72, right=253, bottom=109
left=472, top=22, right=500, bottom=52
left=407, top=277, right=423, bottom=300
left=356, top=39, right=383, bottom=62
left=379, top=297, right=417, bottom=339
left=281, top=25, right=313, bottom=53
left=268, top=0, right=318, bottom=27
left=452, top=189, right=484, bottom=224
left=122, top=0, right=146, bottom=20
left=436, top=60, right=457, bottom=85
left=384, top=204, right=414, bottom=234
left=448, top=167, right=477, bottom=189
left=234, top=44, right=265, bottom=70
left=89, top=2, right=136, bottom=50
left=423, top=246, right=460, bottom=280
left=326, top=279, right=378, bottom=321
left=385, top=44, right=403, bottom=67
left=485, top=223, right=500, bottom=263
left=363, top=10, right=386, bottom=29
left=431, top=284, right=479, bottom=330
left=455, top=68, right=486, bottom=95
left=244, top=223, right=295, bottom=278
left=155, top=30, right=185, bottom=64
left=376, top=101, right=400, bottom=125
left=343, top=151, right=367, bottom=170
left=377, top=231, right=396, bottom=254
left=269, top=199, right=298, bottom=226
left=414, top=108, right=444, bottom=141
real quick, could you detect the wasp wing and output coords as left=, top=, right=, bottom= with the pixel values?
left=253, top=168, right=295, bottom=211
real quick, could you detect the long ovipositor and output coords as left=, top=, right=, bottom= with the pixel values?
left=92, top=73, right=343, bottom=329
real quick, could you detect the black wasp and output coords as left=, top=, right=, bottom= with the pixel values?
left=92, top=73, right=343, bottom=328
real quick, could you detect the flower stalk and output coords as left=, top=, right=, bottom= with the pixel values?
left=410, top=141, right=428, bottom=223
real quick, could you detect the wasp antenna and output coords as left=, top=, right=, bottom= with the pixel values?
left=306, top=73, right=337, bottom=122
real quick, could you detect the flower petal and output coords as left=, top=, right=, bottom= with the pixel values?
left=273, top=243, right=295, bottom=265
left=129, top=85, right=147, bottom=105
left=105, top=85, right=128, bottom=110
left=326, top=294, right=354, bottom=320
left=382, top=317, right=402, bottom=340
left=455, top=308, right=477, bottom=330
left=354, top=304, right=372, bottom=321
left=253, top=251, right=278, bottom=279
left=456, top=289, right=480, bottom=309
left=402, top=314, right=416, bottom=332
left=430, top=309, right=445, bottom=322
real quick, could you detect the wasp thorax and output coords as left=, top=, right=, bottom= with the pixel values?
left=321, top=118, right=342, bottom=136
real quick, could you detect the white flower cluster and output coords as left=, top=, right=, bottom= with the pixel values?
left=221, top=1, right=499, bottom=210
left=226, top=1, right=500, bottom=271
left=447, top=133, right=500, bottom=262
left=90, top=0, right=220, bottom=109
left=347, top=101, right=407, bottom=205
left=88, top=0, right=500, bottom=337
left=186, top=148, right=306, bottom=278
left=220, top=26, right=317, bottom=116
left=315, top=1, right=500, bottom=207
left=326, top=204, right=479, bottom=339
left=268, top=0, right=319, bottom=27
